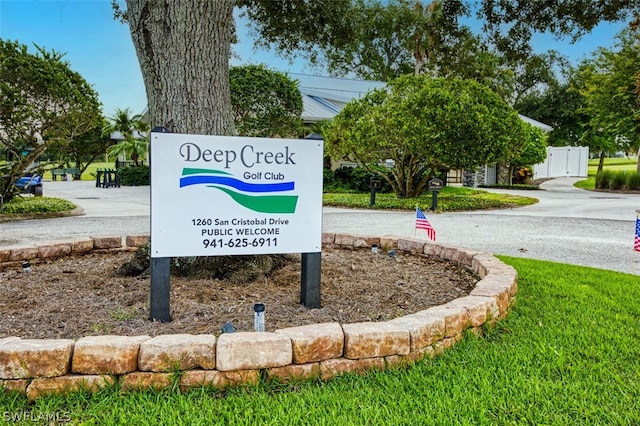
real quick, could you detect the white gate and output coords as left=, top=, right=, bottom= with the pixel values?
left=533, top=146, right=589, bottom=179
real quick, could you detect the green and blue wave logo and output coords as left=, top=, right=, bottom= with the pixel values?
left=179, top=168, right=298, bottom=213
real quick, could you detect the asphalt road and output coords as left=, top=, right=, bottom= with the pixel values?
left=1, top=178, right=639, bottom=275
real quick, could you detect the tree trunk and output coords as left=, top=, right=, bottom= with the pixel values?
left=125, top=0, right=235, bottom=135
left=598, top=151, right=606, bottom=175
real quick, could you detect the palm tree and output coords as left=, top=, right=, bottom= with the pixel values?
left=102, top=108, right=149, bottom=166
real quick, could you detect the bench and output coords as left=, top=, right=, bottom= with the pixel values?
left=51, top=168, right=80, bottom=181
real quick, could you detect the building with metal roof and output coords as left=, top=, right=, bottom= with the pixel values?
left=292, top=73, right=553, bottom=134
left=291, top=73, right=386, bottom=124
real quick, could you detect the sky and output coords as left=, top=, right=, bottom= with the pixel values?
left=0, top=0, right=631, bottom=118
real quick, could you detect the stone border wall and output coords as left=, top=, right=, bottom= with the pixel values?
left=0, top=233, right=517, bottom=401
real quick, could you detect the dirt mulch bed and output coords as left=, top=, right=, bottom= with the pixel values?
left=0, top=248, right=479, bottom=340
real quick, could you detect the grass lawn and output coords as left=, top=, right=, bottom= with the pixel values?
left=587, top=157, right=638, bottom=176
left=2, top=257, right=639, bottom=424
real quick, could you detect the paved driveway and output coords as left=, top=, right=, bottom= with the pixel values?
left=1, top=178, right=639, bottom=275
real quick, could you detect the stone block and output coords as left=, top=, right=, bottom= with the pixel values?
left=433, top=334, right=464, bottom=355
left=488, top=272, right=518, bottom=297
left=216, top=332, right=292, bottom=371
left=26, top=375, right=113, bottom=402
left=0, top=379, right=28, bottom=394
left=9, top=247, right=38, bottom=262
left=342, top=322, right=410, bottom=359
left=422, top=242, right=444, bottom=257
left=334, top=233, right=355, bottom=247
left=138, top=334, right=216, bottom=372
left=442, top=247, right=481, bottom=267
left=385, top=345, right=434, bottom=368
left=37, top=243, right=72, bottom=259
left=378, top=236, right=398, bottom=250
left=0, top=248, right=11, bottom=263
left=470, top=284, right=511, bottom=318
left=471, top=253, right=504, bottom=278
left=0, top=338, right=74, bottom=379
left=180, top=369, right=259, bottom=391
left=321, top=233, right=336, bottom=244
left=320, top=357, right=385, bottom=380
left=420, top=305, right=468, bottom=337
left=388, top=313, right=445, bottom=351
left=72, top=335, right=150, bottom=375
left=180, top=370, right=225, bottom=391
left=267, top=363, right=320, bottom=382
left=91, top=236, right=122, bottom=250
left=442, top=296, right=496, bottom=327
left=126, top=235, right=150, bottom=248
left=396, top=238, right=425, bottom=254
left=121, top=372, right=173, bottom=392
left=352, top=236, right=380, bottom=249
left=72, top=238, right=94, bottom=253
left=275, top=322, right=343, bottom=364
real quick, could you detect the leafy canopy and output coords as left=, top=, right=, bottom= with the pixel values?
left=0, top=39, right=102, bottom=202
left=577, top=28, right=640, bottom=167
left=229, top=65, right=303, bottom=138
left=103, top=108, right=149, bottom=166
left=324, top=76, right=526, bottom=197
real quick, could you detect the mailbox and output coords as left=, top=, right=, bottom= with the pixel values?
left=370, top=176, right=382, bottom=189
left=428, top=178, right=443, bottom=192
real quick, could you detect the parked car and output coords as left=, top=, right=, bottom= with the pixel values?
left=15, top=174, right=43, bottom=196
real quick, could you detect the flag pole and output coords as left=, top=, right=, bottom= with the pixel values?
left=635, top=210, right=640, bottom=274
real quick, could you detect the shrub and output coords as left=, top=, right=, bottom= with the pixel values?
left=326, top=166, right=393, bottom=193
left=0, top=196, right=76, bottom=214
left=596, top=170, right=615, bottom=189
left=625, top=172, right=640, bottom=190
left=609, top=171, right=627, bottom=190
left=118, top=166, right=150, bottom=186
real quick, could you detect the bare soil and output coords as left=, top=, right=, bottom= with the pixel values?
left=0, top=248, right=478, bottom=340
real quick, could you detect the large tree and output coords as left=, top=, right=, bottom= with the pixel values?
left=480, top=0, right=639, bottom=60
left=323, top=76, right=527, bottom=197
left=577, top=29, right=640, bottom=172
left=318, top=0, right=469, bottom=80
left=302, top=1, right=569, bottom=103
left=118, top=0, right=351, bottom=135
left=47, top=123, right=113, bottom=176
left=0, top=40, right=102, bottom=202
left=515, top=76, right=585, bottom=147
left=117, top=0, right=636, bottom=135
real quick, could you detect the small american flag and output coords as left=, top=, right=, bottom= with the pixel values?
left=635, top=217, right=640, bottom=252
left=416, top=207, right=436, bottom=241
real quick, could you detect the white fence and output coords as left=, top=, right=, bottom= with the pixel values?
left=533, top=146, right=589, bottom=180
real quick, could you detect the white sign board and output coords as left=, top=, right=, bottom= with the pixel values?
left=150, top=133, right=323, bottom=258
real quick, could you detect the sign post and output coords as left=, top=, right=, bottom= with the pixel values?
left=369, top=176, right=381, bottom=207
left=149, top=126, right=171, bottom=322
left=428, top=178, right=443, bottom=211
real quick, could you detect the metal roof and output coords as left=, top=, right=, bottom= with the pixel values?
left=292, top=74, right=553, bottom=131
left=518, top=114, right=553, bottom=132
left=291, top=73, right=386, bottom=123
left=140, top=73, right=553, bottom=131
